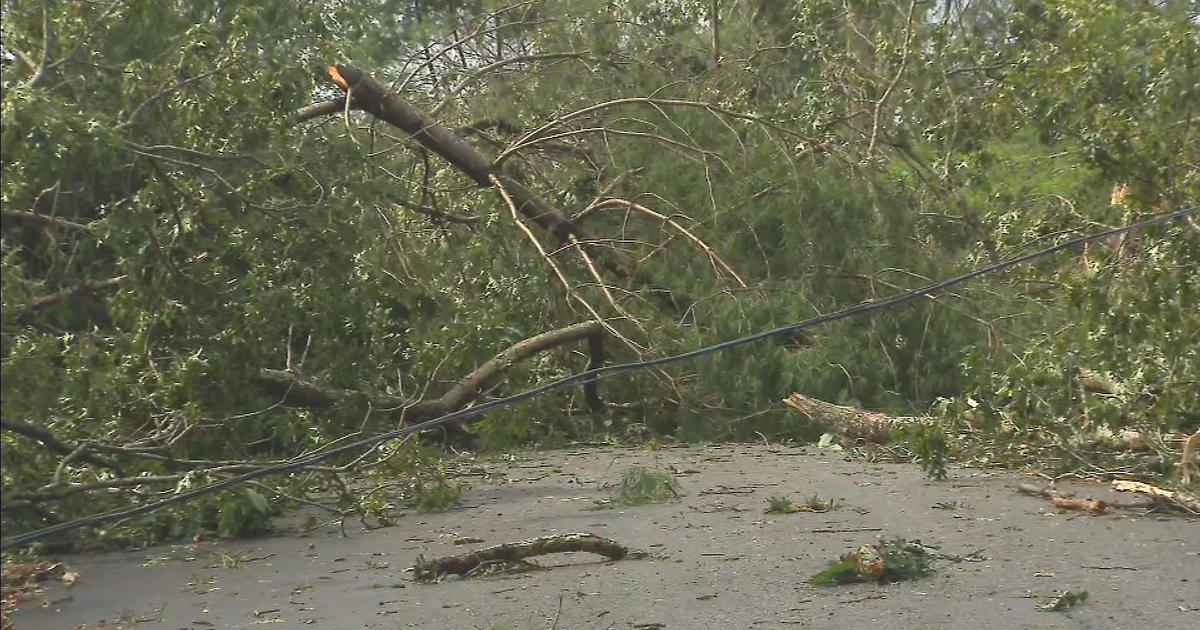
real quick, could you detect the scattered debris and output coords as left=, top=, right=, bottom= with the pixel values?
left=1111, top=479, right=1200, bottom=514
left=1016, top=483, right=1106, bottom=514
left=808, top=538, right=938, bottom=585
left=413, top=533, right=646, bottom=581
left=1, top=561, right=76, bottom=630
left=1039, top=590, right=1089, bottom=612
left=765, top=494, right=838, bottom=514
left=593, top=467, right=680, bottom=508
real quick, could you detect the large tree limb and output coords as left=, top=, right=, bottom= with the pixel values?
left=304, top=65, right=636, bottom=280
left=782, top=392, right=928, bottom=443
left=256, top=321, right=606, bottom=425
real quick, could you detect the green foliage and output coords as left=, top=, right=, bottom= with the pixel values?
left=898, top=423, right=951, bottom=481
left=808, top=538, right=937, bottom=586
left=216, top=489, right=275, bottom=539
left=806, top=557, right=862, bottom=586
left=2, top=0, right=1197, bottom=546
left=412, top=481, right=463, bottom=513
left=366, top=441, right=466, bottom=514
left=765, top=494, right=838, bottom=514
left=765, top=495, right=799, bottom=514
left=595, top=467, right=680, bottom=508
left=1040, top=590, right=1089, bottom=612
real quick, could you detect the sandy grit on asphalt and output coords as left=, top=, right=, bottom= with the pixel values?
left=12, top=443, right=1198, bottom=629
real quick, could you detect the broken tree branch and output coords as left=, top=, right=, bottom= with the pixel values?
left=256, top=321, right=607, bottom=424
left=413, top=532, right=643, bottom=581
left=422, top=320, right=605, bottom=416
left=1016, top=483, right=1107, bottom=515
left=782, top=392, right=927, bottom=443
left=1111, top=479, right=1200, bottom=514
left=312, top=64, right=636, bottom=282
left=293, top=97, right=346, bottom=124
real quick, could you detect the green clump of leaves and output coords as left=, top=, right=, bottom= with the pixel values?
left=370, top=441, right=466, bottom=515
left=766, top=495, right=800, bottom=514
left=596, top=467, right=680, bottom=508
left=808, top=538, right=937, bottom=585
left=413, top=480, right=463, bottom=513
left=215, top=489, right=274, bottom=539
left=807, top=556, right=862, bottom=585
left=1040, top=590, right=1089, bottom=612
left=898, top=424, right=950, bottom=481
left=765, top=494, right=838, bottom=514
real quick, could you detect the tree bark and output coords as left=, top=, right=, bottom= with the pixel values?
left=782, top=392, right=926, bottom=443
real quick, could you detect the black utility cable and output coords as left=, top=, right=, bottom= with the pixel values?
left=2, top=206, right=1195, bottom=551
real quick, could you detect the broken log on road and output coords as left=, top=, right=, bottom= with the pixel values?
left=413, top=533, right=645, bottom=581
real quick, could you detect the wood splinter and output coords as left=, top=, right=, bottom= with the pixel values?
left=413, top=533, right=645, bottom=581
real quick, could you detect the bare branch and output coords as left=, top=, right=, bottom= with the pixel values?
left=2, top=210, right=92, bottom=231
left=26, top=0, right=52, bottom=88
left=394, top=1, right=541, bottom=94
left=430, top=52, right=588, bottom=117
left=430, top=319, right=604, bottom=414
left=294, top=98, right=347, bottom=124
left=9, top=46, right=40, bottom=74
left=256, top=320, right=608, bottom=424
left=1, top=416, right=123, bottom=475
left=867, top=0, right=917, bottom=156
left=495, top=126, right=715, bottom=166
left=508, top=97, right=802, bottom=163
left=490, top=174, right=617, bottom=334
left=578, top=198, right=747, bottom=288
left=15, top=276, right=125, bottom=311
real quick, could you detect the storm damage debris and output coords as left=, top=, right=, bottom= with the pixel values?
left=413, top=533, right=646, bottom=581
left=808, top=538, right=942, bottom=585
left=1016, top=483, right=1107, bottom=515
